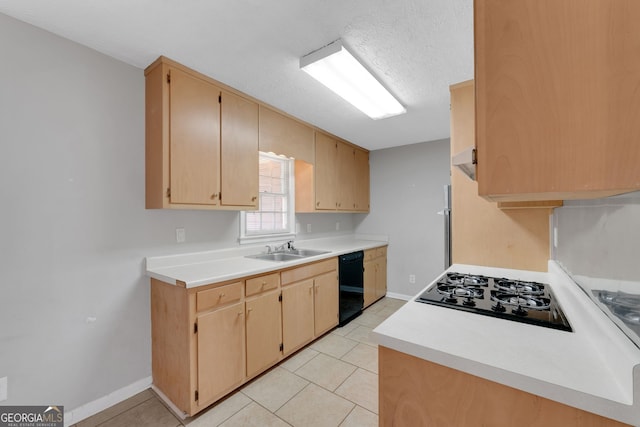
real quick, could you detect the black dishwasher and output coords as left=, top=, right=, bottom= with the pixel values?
left=338, top=251, right=364, bottom=326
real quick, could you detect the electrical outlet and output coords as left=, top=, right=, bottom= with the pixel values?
left=176, top=228, right=186, bottom=243
left=306, top=224, right=312, bottom=233
left=409, top=274, right=416, bottom=284
left=0, top=376, right=7, bottom=402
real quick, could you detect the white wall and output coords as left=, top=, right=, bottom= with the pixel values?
left=0, top=13, right=355, bottom=414
left=554, top=191, right=640, bottom=281
left=355, top=139, right=451, bottom=298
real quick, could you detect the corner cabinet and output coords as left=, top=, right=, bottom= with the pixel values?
left=475, top=0, right=640, bottom=202
left=151, top=257, right=339, bottom=417
left=145, top=56, right=258, bottom=210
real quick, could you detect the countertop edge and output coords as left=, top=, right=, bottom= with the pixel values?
left=145, top=236, right=388, bottom=288
left=371, top=261, right=640, bottom=426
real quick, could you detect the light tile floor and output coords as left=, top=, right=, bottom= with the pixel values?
left=72, top=297, right=406, bottom=427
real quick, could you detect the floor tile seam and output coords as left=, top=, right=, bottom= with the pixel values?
left=186, top=392, right=254, bottom=427
left=91, top=393, right=160, bottom=427
left=333, top=381, right=379, bottom=416
left=244, top=398, right=294, bottom=426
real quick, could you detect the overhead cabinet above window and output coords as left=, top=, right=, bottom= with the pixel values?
left=474, top=0, right=640, bottom=202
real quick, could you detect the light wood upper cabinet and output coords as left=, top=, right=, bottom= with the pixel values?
left=450, top=80, right=551, bottom=272
left=475, top=0, right=640, bottom=202
left=220, top=90, right=258, bottom=207
left=144, top=57, right=258, bottom=210
left=354, top=149, right=370, bottom=211
left=196, top=301, right=245, bottom=407
left=168, top=67, right=220, bottom=205
left=314, top=132, right=339, bottom=210
left=310, top=132, right=370, bottom=212
left=258, top=106, right=314, bottom=163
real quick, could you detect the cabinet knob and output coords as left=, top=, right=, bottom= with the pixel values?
left=219, top=293, right=225, bottom=298
left=252, top=196, right=257, bottom=202
left=316, top=202, right=320, bottom=207
left=247, top=308, right=253, bottom=313
left=211, top=193, right=218, bottom=200
left=261, top=281, right=266, bottom=286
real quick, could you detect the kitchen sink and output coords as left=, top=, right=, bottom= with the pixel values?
left=286, top=249, right=330, bottom=257
left=246, top=248, right=330, bottom=262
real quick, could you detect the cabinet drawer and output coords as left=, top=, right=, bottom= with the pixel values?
left=376, top=246, right=387, bottom=258
left=246, top=273, right=280, bottom=297
left=281, top=258, right=337, bottom=286
left=197, top=282, right=243, bottom=312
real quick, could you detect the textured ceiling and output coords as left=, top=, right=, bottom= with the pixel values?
left=0, top=0, right=474, bottom=150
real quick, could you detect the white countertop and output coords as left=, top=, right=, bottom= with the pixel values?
left=145, top=235, right=388, bottom=288
left=372, top=261, right=640, bottom=426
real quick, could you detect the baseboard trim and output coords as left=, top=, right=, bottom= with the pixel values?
left=63, top=376, right=152, bottom=427
left=385, top=291, right=412, bottom=301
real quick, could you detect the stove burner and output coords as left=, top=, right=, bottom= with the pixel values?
left=494, top=279, right=545, bottom=295
left=598, top=291, right=640, bottom=309
left=445, top=273, right=489, bottom=287
left=436, top=283, right=484, bottom=303
left=490, top=291, right=551, bottom=311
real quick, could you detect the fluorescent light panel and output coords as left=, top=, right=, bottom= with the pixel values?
left=300, top=40, right=406, bottom=120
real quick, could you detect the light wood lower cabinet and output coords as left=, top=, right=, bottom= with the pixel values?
left=363, top=246, right=388, bottom=308
left=379, top=346, right=629, bottom=427
left=245, top=288, right=282, bottom=377
left=196, top=301, right=245, bottom=406
left=281, top=258, right=339, bottom=355
left=313, top=270, right=339, bottom=336
left=151, top=255, right=352, bottom=417
left=281, top=279, right=315, bottom=355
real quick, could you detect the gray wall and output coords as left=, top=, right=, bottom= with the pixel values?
left=355, top=139, right=451, bottom=298
left=554, top=191, right=640, bottom=281
left=0, top=13, right=355, bottom=412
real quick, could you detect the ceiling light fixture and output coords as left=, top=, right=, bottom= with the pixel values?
left=300, top=39, right=406, bottom=120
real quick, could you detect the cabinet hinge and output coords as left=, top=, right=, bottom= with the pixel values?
left=194, top=322, right=198, bottom=334
left=167, top=73, right=171, bottom=84
left=279, top=343, right=284, bottom=352
left=278, top=293, right=282, bottom=302
left=195, top=390, right=199, bottom=401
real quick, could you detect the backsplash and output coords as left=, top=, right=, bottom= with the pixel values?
left=554, top=190, right=640, bottom=282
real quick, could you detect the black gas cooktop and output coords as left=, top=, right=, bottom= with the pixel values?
left=416, top=272, right=572, bottom=332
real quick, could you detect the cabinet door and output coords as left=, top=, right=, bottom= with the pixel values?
left=220, top=90, right=259, bottom=207
left=354, top=148, right=370, bottom=211
left=246, top=290, right=282, bottom=377
left=337, top=142, right=356, bottom=211
left=314, top=132, right=337, bottom=210
left=375, top=256, right=387, bottom=300
left=314, top=271, right=339, bottom=336
left=197, top=301, right=245, bottom=406
left=475, top=0, right=640, bottom=201
left=169, top=67, right=220, bottom=205
left=282, top=280, right=315, bottom=355
left=363, top=258, right=376, bottom=308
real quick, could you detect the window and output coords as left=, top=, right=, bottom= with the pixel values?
left=240, top=152, right=295, bottom=243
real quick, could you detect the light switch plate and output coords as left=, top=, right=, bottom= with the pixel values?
left=176, top=228, right=186, bottom=243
